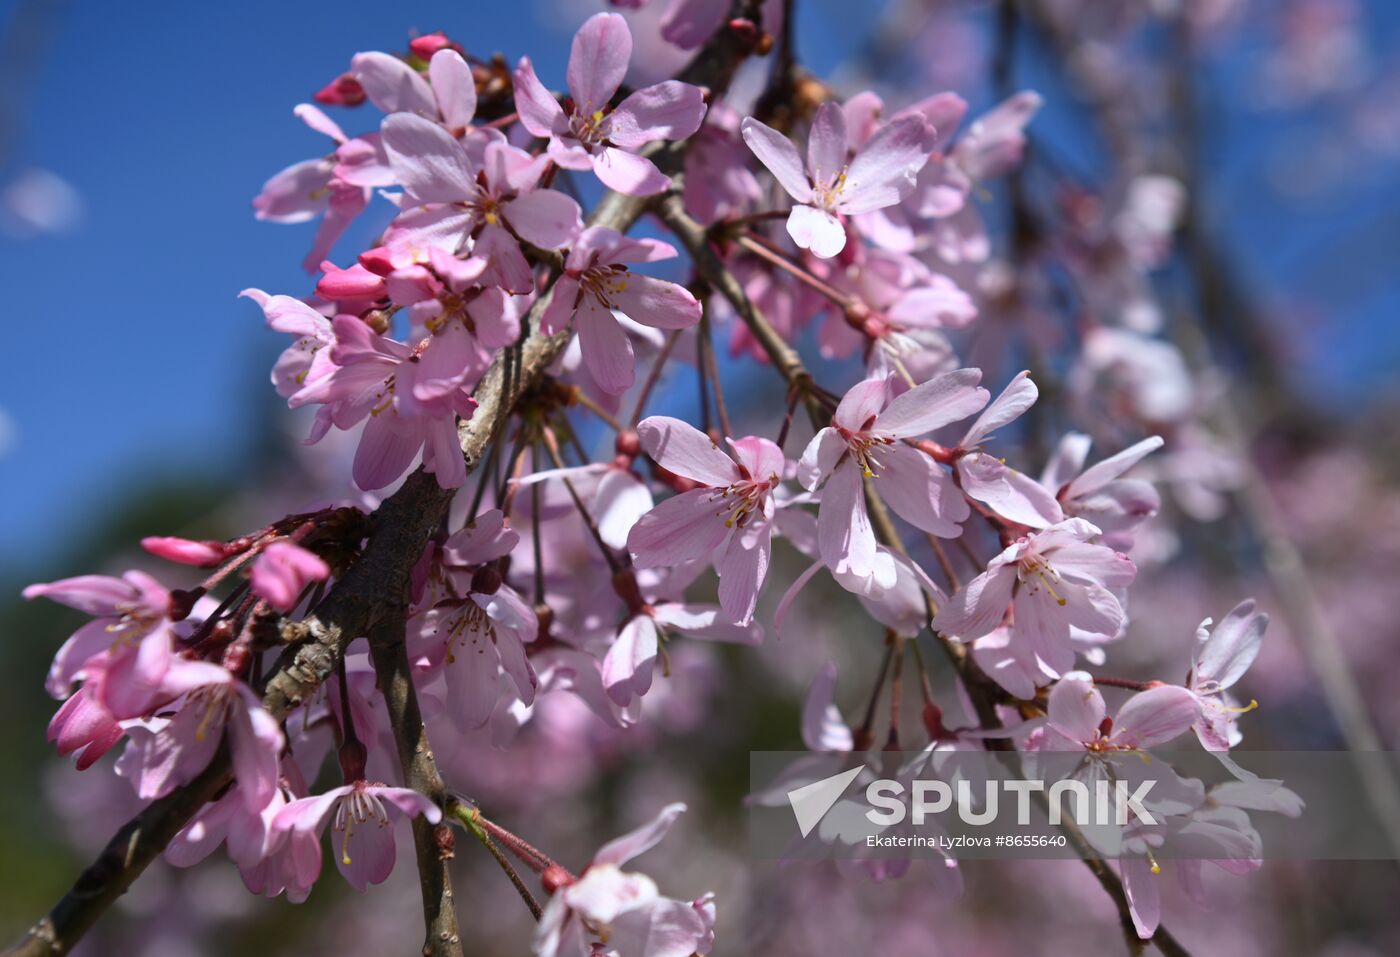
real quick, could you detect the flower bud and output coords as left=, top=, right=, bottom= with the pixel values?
left=540, top=865, right=574, bottom=896
left=316, top=261, right=387, bottom=302
left=338, top=737, right=368, bottom=783
left=313, top=74, right=367, bottom=107
left=142, top=536, right=229, bottom=567
left=409, top=32, right=458, bottom=60
left=615, top=428, right=641, bottom=459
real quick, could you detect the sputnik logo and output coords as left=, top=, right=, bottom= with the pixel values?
left=786, top=766, right=864, bottom=837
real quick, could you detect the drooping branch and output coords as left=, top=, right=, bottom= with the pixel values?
left=655, top=193, right=1194, bottom=957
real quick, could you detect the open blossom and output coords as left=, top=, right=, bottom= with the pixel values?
left=798, top=370, right=989, bottom=588
left=380, top=117, right=583, bottom=294
left=1040, top=432, right=1165, bottom=546
left=1036, top=671, right=1199, bottom=754
left=933, top=518, right=1136, bottom=677
left=289, top=316, right=479, bottom=491
left=741, top=101, right=934, bottom=258
left=627, top=416, right=785, bottom=625
left=540, top=227, right=701, bottom=394
left=117, top=666, right=285, bottom=811
left=241, top=289, right=335, bottom=400
left=514, top=13, right=707, bottom=196
left=1187, top=600, right=1267, bottom=750
left=535, top=803, right=713, bottom=957
left=273, top=781, right=440, bottom=892
left=410, top=510, right=538, bottom=728
left=24, top=570, right=182, bottom=719
left=600, top=600, right=762, bottom=709
left=253, top=104, right=388, bottom=273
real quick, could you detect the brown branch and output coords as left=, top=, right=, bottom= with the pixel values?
left=368, top=609, right=463, bottom=957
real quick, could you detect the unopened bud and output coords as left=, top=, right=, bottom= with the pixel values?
left=338, top=737, right=368, bottom=783
left=142, top=536, right=228, bottom=567
left=615, top=429, right=641, bottom=458
left=409, top=32, right=457, bottom=60
left=540, top=865, right=574, bottom=896
left=167, top=587, right=206, bottom=622
left=313, top=74, right=366, bottom=107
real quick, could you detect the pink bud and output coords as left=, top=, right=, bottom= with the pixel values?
left=316, top=261, right=387, bottom=302
left=540, top=865, right=574, bottom=896
left=313, top=74, right=367, bottom=107
left=358, top=246, right=398, bottom=277
left=249, top=541, right=330, bottom=613
left=409, top=32, right=458, bottom=60
left=141, top=536, right=228, bottom=567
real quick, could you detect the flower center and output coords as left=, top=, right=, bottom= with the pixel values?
left=334, top=783, right=391, bottom=866
left=1016, top=553, right=1067, bottom=606
left=577, top=264, right=630, bottom=308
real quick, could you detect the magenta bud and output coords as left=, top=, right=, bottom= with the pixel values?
left=316, top=262, right=387, bottom=302
left=409, top=32, right=457, bottom=59
left=313, top=74, right=367, bottom=107
left=142, top=535, right=228, bottom=567
left=540, top=865, right=574, bottom=896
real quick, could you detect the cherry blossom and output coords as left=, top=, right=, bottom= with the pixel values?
left=742, top=102, right=934, bottom=258
left=514, top=13, right=708, bottom=196
left=798, top=370, right=988, bottom=587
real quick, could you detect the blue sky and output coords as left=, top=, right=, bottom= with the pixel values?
left=1, top=0, right=1397, bottom=576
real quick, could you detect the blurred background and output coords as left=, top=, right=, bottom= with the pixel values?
left=3, top=0, right=1400, bottom=954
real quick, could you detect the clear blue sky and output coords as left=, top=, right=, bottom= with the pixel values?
left=1, top=0, right=1397, bottom=576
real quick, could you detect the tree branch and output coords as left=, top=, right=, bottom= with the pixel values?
left=368, top=609, right=462, bottom=957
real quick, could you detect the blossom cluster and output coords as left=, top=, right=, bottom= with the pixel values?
left=20, top=7, right=1296, bottom=956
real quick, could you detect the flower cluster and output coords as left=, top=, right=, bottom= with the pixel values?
left=20, top=7, right=1302, bottom=957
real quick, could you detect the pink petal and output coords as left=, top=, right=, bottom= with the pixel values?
left=740, top=118, right=813, bottom=203
left=1195, top=600, right=1267, bottom=688
left=1045, top=671, right=1104, bottom=745
left=337, top=813, right=398, bottom=890
left=353, top=413, right=423, bottom=491
left=931, top=564, right=1015, bottom=641
left=802, top=661, right=853, bottom=752
left=716, top=528, right=770, bottom=625
left=429, top=49, right=477, bottom=130
left=351, top=51, right=436, bottom=116
left=594, top=147, right=671, bottom=196
left=576, top=296, right=636, bottom=394
left=503, top=189, right=582, bottom=249
left=474, top=222, right=533, bottom=294
left=381, top=113, right=474, bottom=205
left=627, top=489, right=730, bottom=567
left=875, top=442, right=966, bottom=537
left=613, top=274, right=701, bottom=329
left=1114, top=685, right=1199, bottom=749
left=512, top=57, right=566, bottom=137
left=1067, top=436, right=1165, bottom=498
left=807, top=102, right=848, bottom=189
left=601, top=615, right=658, bottom=705
left=293, top=103, right=347, bottom=144
left=594, top=802, right=686, bottom=867
left=817, top=460, right=879, bottom=584
left=960, top=370, right=1036, bottom=447
left=876, top=366, right=987, bottom=437
left=838, top=114, right=933, bottom=215
left=786, top=204, right=846, bottom=258
left=659, top=0, right=729, bottom=48
left=567, top=12, right=632, bottom=113
left=1121, top=858, right=1161, bottom=940
left=609, top=81, right=707, bottom=148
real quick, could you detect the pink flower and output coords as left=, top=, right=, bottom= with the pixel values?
left=380, top=117, right=583, bottom=294
left=253, top=104, right=387, bottom=273
left=24, top=570, right=180, bottom=717
left=627, top=416, right=785, bottom=624
left=953, top=371, right=1064, bottom=528
left=250, top=541, right=331, bottom=612
left=1038, top=671, right=1199, bottom=753
left=798, top=370, right=988, bottom=587
left=513, top=13, right=707, bottom=196
left=240, top=289, right=336, bottom=401
left=535, top=803, right=712, bottom=957
left=933, top=518, right=1136, bottom=676
left=741, top=101, right=934, bottom=258
left=272, top=781, right=440, bottom=892
left=409, top=510, right=538, bottom=728
left=116, top=665, right=285, bottom=811
left=384, top=249, right=522, bottom=353
left=540, top=227, right=701, bottom=394
left=1187, top=600, right=1267, bottom=750
left=1041, top=432, right=1165, bottom=546
left=289, top=316, right=479, bottom=490
left=47, top=675, right=123, bottom=770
